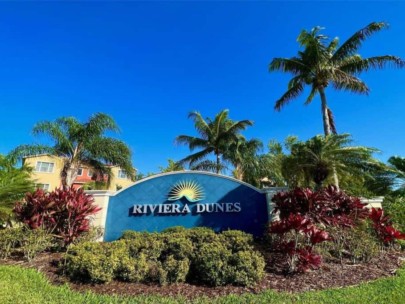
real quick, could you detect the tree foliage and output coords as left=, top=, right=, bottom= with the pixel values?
left=176, top=109, right=254, bottom=174
left=269, top=22, right=404, bottom=136
left=0, top=155, right=34, bottom=226
left=260, top=134, right=389, bottom=194
left=9, top=113, right=135, bottom=188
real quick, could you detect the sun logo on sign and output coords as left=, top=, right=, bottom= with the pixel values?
left=168, top=180, right=205, bottom=202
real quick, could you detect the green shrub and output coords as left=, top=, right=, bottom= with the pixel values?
left=64, top=228, right=265, bottom=287
left=0, top=227, right=52, bottom=261
left=192, top=241, right=232, bottom=286
left=220, top=230, right=254, bottom=252
left=163, top=255, right=190, bottom=283
left=72, top=226, right=104, bottom=244
left=64, top=242, right=120, bottom=283
left=115, top=253, right=149, bottom=282
left=0, top=228, right=23, bottom=259
left=162, top=235, right=193, bottom=259
left=383, top=196, right=405, bottom=232
left=146, top=260, right=167, bottom=285
left=20, top=228, right=53, bottom=261
left=228, top=250, right=266, bottom=286
left=120, top=230, right=145, bottom=240
left=186, top=227, right=218, bottom=251
left=161, top=226, right=188, bottom=234
left=320, top=223, right=380, bottom=263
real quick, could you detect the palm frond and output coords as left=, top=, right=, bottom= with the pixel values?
left=331, top=70, right=369, bottom=94
left=332, top=22, right=389, bottom=63
left=8, top=145, right=56, bottom=163
left=274, top=82, right=304, bottom=111
left=269, top=57, right=308, bottom=74
left=340, top=55, right=405, bottom=74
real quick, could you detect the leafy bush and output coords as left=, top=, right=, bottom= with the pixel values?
left=64, top=228, right=265, bottom=287
left=14, top=187, right=101, bottom=246
left=382, top=196, right=405, bottom=232
left=192, top=241, right=232, bottom=286
left=369, top=208, right=405, bottom=245
left=0, top=227, right=53, bottom=261
left=64, top=242, right=121, bottom=283
left=320, top=223, right=380, bottom=263
left=0, top=227, right=23, bottom=259
left=269, top=186, right=377, bottom=273
left=228, top=250, right=265, bottom=286
left=269, top=213, right=330, bottom=272
left=220, top=230, right=254, bottom=252
left=272, top=186, right=368, bottom=227
left=163, top=255, right=190, bottom=283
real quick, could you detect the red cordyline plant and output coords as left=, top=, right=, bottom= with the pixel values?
left=269, top=185, right=371, bottom=273
left=269, top=213, right=330, bottom=272
left=369, top=208, right=405, bottom=245
left=14, top=187, right=101, bottom=246
left=272, top=185, right=369, bottom=227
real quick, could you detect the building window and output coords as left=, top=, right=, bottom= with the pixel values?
left=118, top=170, right=127, bottom=179
left=35, top=183, right=50, bottom=191
left=88, top=169, right=94, bottom=177
left=77, top=168, right=83, bottom=176
left=35, top=161, right=54, bottom=173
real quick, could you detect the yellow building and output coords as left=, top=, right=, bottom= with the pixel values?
left=23, top=154, right=135, bottom=191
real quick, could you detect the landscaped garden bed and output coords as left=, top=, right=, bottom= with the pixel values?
left=1, top=245, right=404, bottom=300
left=1, top=186, right=405, bottom=302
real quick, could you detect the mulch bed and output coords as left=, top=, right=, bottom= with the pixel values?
left=2, top=250, right=404, bottom=299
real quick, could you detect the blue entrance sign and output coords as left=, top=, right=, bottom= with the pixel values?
left=104, top=172, right=268, bottom=241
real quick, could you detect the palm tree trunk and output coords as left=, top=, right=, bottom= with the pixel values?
left=319, top=87, right=332, bottom=136
left=319, top=87, right=339, bottom=189
left=216, top=150, right=220, bottom=174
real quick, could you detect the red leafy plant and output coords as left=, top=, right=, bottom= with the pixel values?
left=369, top=208, right=405, bottom=245
left=269, top=186, right=370, bottom=273
left=272, top=185, right=368, bottom=227
left=269, top=213, right=330, bottom=273
left=14, top=187, right=101, bottom=246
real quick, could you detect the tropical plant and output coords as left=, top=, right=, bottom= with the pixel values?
left=387, top=156, right=405, bottom=195
left=269, top=22, right=404, bottom=136
left=282, top=134, right=385, bottom=189
left=369, top=208, right=405, bottom=245
left=176, top=109, right=253, bottom=174
left=13, top=187, right=101, bottom=246
left=9, top=113, right=135, bottom=188
left=0, top=155, right=34, bottom=227
left=158, top=159, right=184, bottom=173
left=227, top=138, right=263, bottom=181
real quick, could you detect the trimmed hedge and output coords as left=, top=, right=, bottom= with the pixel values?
left=63, top=227, right=265, bottom=286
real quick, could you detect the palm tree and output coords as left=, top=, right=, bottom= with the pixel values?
left=175, top=109, right=253, bottom=174
left=0, top=155, right=34, bottom=226
left=9, top=113, right=135, bottom=188
left=159, top=159, right=184, bottom=173
left=226, top=138, right=263, bottom=181
left=284, top=134, right=384, bottom=190
left=387, top=156, right=405, bottom=194
left=269, top=22, right=404, bottom=135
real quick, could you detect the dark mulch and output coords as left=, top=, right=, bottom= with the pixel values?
left=2, top=250, right=404, bottom=299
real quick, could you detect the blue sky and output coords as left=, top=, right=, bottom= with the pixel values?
left=0, top=1, right=404, bottom=174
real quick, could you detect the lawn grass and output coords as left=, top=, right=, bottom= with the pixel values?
left=1, top=264, right=404, bottom=304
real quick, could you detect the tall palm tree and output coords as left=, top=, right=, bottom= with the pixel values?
left=0, top=155, right=34, bottom=226
left=9, top=113, right=135, bottom=188
left=176, top=109, right=253, bottom=174
left=269, top=22, right=404, bottom=135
